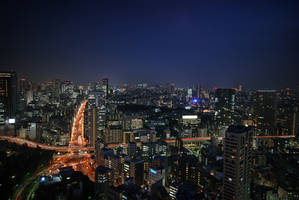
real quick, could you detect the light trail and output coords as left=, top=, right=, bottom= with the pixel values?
left=164, top=135, right=296, bottom=143
left=69, top=99, right=88, bottom=146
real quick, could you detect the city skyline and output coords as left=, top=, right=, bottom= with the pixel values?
left=1, top=0, right=299, bottom=89
left=1, top=1, right=299, bottom=199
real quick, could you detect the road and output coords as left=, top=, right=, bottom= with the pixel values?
left=0, top=135, right=94, bottom=152
left=11, top=100, right=96, bottom=200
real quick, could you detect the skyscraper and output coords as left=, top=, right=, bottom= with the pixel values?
left=196, top=83, right=201, bottom=99
left=215, top=88, right=236, bottom=126
left=102, top=77, right=109, bottom=99
left=0, top=71, right=17, bottom=125
left=223, top=125, right=253, bottom=200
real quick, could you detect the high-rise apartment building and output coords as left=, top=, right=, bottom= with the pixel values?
left=85, top=105, right=98, bottom=147
left=276, top=89, right=298, bottom=136
left=223, top=125, right=253, bottom=200
left=252, top=90, right=277, bottom=135
left=0, top=71, right=17, bottom=125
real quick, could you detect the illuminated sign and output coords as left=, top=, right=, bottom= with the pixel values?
left=150, top=168, right=157, bottom=174
left=8, top=119, right=15, bottom=124
left=182, top=115, right=198, bottom=119
left=192, top=99, right=198, bottom=103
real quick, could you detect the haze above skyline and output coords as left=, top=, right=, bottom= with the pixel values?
left=1, top=0, right=299, bottom=89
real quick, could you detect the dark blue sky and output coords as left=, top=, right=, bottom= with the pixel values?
left=1, top=0, right=299, bottom=88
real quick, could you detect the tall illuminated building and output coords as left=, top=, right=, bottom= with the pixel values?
left=0, top=71, right=17, bottom=125
left=215, top=88, right=236, bottom=126
left=102, top=77, right=109, bottom=99
left=85, top=106, right=98, bottom=148
left=223, top=126, right=253, bottom=200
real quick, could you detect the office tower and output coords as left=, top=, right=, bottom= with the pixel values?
left=252, top=90, right=277, bottom=135
left=215, top=88, right=236, bottom=126
left=129, top=159, right=144, bottom=186
left=102, top=77, right=108, bottom=99
left=0, top=71, right=17, bottom=125
left=223, top=125, right=253, bottom=200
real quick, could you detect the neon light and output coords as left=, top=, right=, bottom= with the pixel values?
left=150, top=168, right=157, bottom=174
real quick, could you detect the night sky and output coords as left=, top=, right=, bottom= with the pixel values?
left=1, top=0, right=299, bottom=89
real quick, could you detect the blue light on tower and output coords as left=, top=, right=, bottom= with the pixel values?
left=193, top=98, right=198, bottom=103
